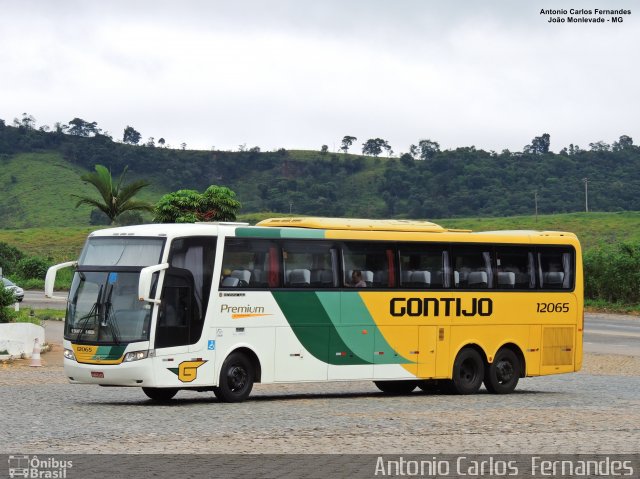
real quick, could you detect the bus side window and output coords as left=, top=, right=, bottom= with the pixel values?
left=495, top=247, right=535, bottom=289
left=399, top=244, right=446, bottom=289
left=538, top=248, right=574, bottom=290
left=282, top=240, right=337, bottom=289
left=342, top=242, right=394, bottom=288
left=450, top=246, right=493, bottom=289
left=220, top=239, right=280, bottom=289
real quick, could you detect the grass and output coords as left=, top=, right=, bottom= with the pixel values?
left=12, top=308, right=66, bottom=326
left=437, top=211, right=640, bottom=250
left=0, top=152, right=163, bottom=230
left=585, top=299, right=640, bottom=315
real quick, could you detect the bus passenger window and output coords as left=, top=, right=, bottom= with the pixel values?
left=342, top=243, right=394, bottom=288
left=220, top=239, right=280, bottom=288
left=399, top=245, right=446, bottom=289
left=451, top=247, right=493, bottom=289
left=495, top=247, right=535, bottom=289
left=282, top=240, right=337, bottom=288
left=538, top=248, right=574, bottom=290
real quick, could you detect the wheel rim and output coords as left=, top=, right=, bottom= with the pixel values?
left=495, top=359, right=514, bottom=384
left=459, top=358, right=479, bottom=384
left=227, top=364, right=248, bottom=392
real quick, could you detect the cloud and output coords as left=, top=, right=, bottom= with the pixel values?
left=1, top=0, right=637, bottom=153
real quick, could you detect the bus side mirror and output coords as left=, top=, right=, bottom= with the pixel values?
left=138, top=263, right=169, bottom=304
left=45, top=261, right=78, bottom=299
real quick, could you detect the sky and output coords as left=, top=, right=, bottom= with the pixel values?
left=1, top=0, right=638, bottom=154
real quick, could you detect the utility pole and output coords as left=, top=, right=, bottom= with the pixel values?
left=582, top=178, right=589, bottom=212
left=534, top=190, right=538, bottom=223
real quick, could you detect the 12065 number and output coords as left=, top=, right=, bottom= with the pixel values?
left=536, top=302, right=569, bottom=313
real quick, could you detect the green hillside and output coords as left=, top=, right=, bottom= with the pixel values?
left=0, top=152, right=164, bottom=228
left=2, top=124, right=640, bottom=228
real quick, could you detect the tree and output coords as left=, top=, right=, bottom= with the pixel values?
left=0, top=282, right=17, bottom=323
left=145, top=137, right=155, bottom=147
left=340, top=136, right=357, bottom=154
left=154, top=185, right=242, bottom=223
left=13, top=113, right=35, bottom=130
left=73, top=164, right=154, bottom=224
left=68, top=117, right=100, bottom=136
left=362, top=138, right=390, bottom=157
left=524, top=133, right=550, bottom=155
left=123, top=126, right=142, bottom=145
left=612, top=135, right=634, bottom=151
left=158, top=138, right=166, bottom=147
left=417, top=139, right=441, bottom=160
left=320, top=144, right=328, bottom=155
left=589, top=141, right=610, bottom=152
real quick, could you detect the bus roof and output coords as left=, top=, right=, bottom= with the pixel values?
left=256, top=217, right=465, bottom=233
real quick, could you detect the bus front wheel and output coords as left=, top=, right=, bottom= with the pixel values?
left=213, top=352, right=254, bottom=403
left=484, top=348, right=520, bottom=394
left=451, top=348, right=484, bottom=395
left=142, top=387, right=178, bottom=401
left=374, top=380, right=418, bottom=395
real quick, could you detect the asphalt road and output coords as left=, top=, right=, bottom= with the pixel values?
left=20, top=289, right=67, bottom=310
left=584, top=313, right=640, bottom=355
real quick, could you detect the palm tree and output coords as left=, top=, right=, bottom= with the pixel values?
left=73, top=164, right=154, bottom=224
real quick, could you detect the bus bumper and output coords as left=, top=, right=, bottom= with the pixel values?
left=64, top=358, right=155, bottom=387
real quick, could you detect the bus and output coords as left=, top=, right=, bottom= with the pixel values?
left=45, top=217, right=583, bottom=402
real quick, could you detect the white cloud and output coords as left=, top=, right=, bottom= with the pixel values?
left=1, top=0, right=638, bottom=153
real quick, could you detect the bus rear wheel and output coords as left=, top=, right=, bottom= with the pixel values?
left=213, top=352, right=254, bottom=403
left=142, top=387, right=178, bottom=401
left=374, top=380, right=418, bottom=395
left=484, top=348, right=520, bottom=394
left=451, top=348, right=484, bottom=395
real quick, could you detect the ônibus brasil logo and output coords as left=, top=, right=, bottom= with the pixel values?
left=8, top=455, right=72, bottom=478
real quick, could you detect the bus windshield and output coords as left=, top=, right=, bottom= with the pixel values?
left=65, top=237, right=165, bottom=344
left=65, top=270, right=152, bottom=344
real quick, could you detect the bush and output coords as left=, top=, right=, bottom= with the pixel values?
left=0, top=242, right=25, bottom=276
left=0, top=283, right=17, bottom=323
left=16, top=256, right=51, bottom=280
left=584, top=242, right=640, bottom=304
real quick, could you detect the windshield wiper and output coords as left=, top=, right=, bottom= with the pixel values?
left=102, top=284, right=121, bottom=345
left=74, top=284, right=103, bottom=342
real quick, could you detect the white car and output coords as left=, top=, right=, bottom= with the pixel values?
left=2, top=277, right=24, bottom=302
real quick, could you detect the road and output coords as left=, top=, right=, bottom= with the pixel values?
left=20, top=289, right=67, bottom=310
left=584, top=313, right=640, bottom=355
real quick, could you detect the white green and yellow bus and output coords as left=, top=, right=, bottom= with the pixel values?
left=45, top=217, right=583, bottom=402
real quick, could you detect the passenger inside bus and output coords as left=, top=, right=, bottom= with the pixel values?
left=351, top=270, right=367, bottom=288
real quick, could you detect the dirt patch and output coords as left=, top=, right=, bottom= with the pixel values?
left=2, top=343, right=64, bottom=369
left=582, top=352, right=640, bottom=376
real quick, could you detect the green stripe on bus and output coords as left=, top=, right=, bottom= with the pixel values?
left=273, top=291, right=410, bottom=365
left=235, top=227, right=325, bottom=239
left=272, top=291, right=370, bottom=365
left=339, top=293, right=411, bottom=365
left=94, top=345, right=126, bottom=360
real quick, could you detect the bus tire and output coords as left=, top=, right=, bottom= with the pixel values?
left=374, top=380, right=418, bottom=395
left=142, top=387, right=178, bottom=401
left=484, top=348, right=520, bottom=394
left=213, top=352, right=254, bottom=403
left=451, top=348, right=484, bottom=395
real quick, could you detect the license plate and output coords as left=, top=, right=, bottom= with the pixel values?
left=91, top=371, right=104, bottom=378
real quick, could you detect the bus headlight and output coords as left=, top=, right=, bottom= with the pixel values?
left=123, top=350, right=149, bottom=362
left=63, top=349, right=76, bottom=361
